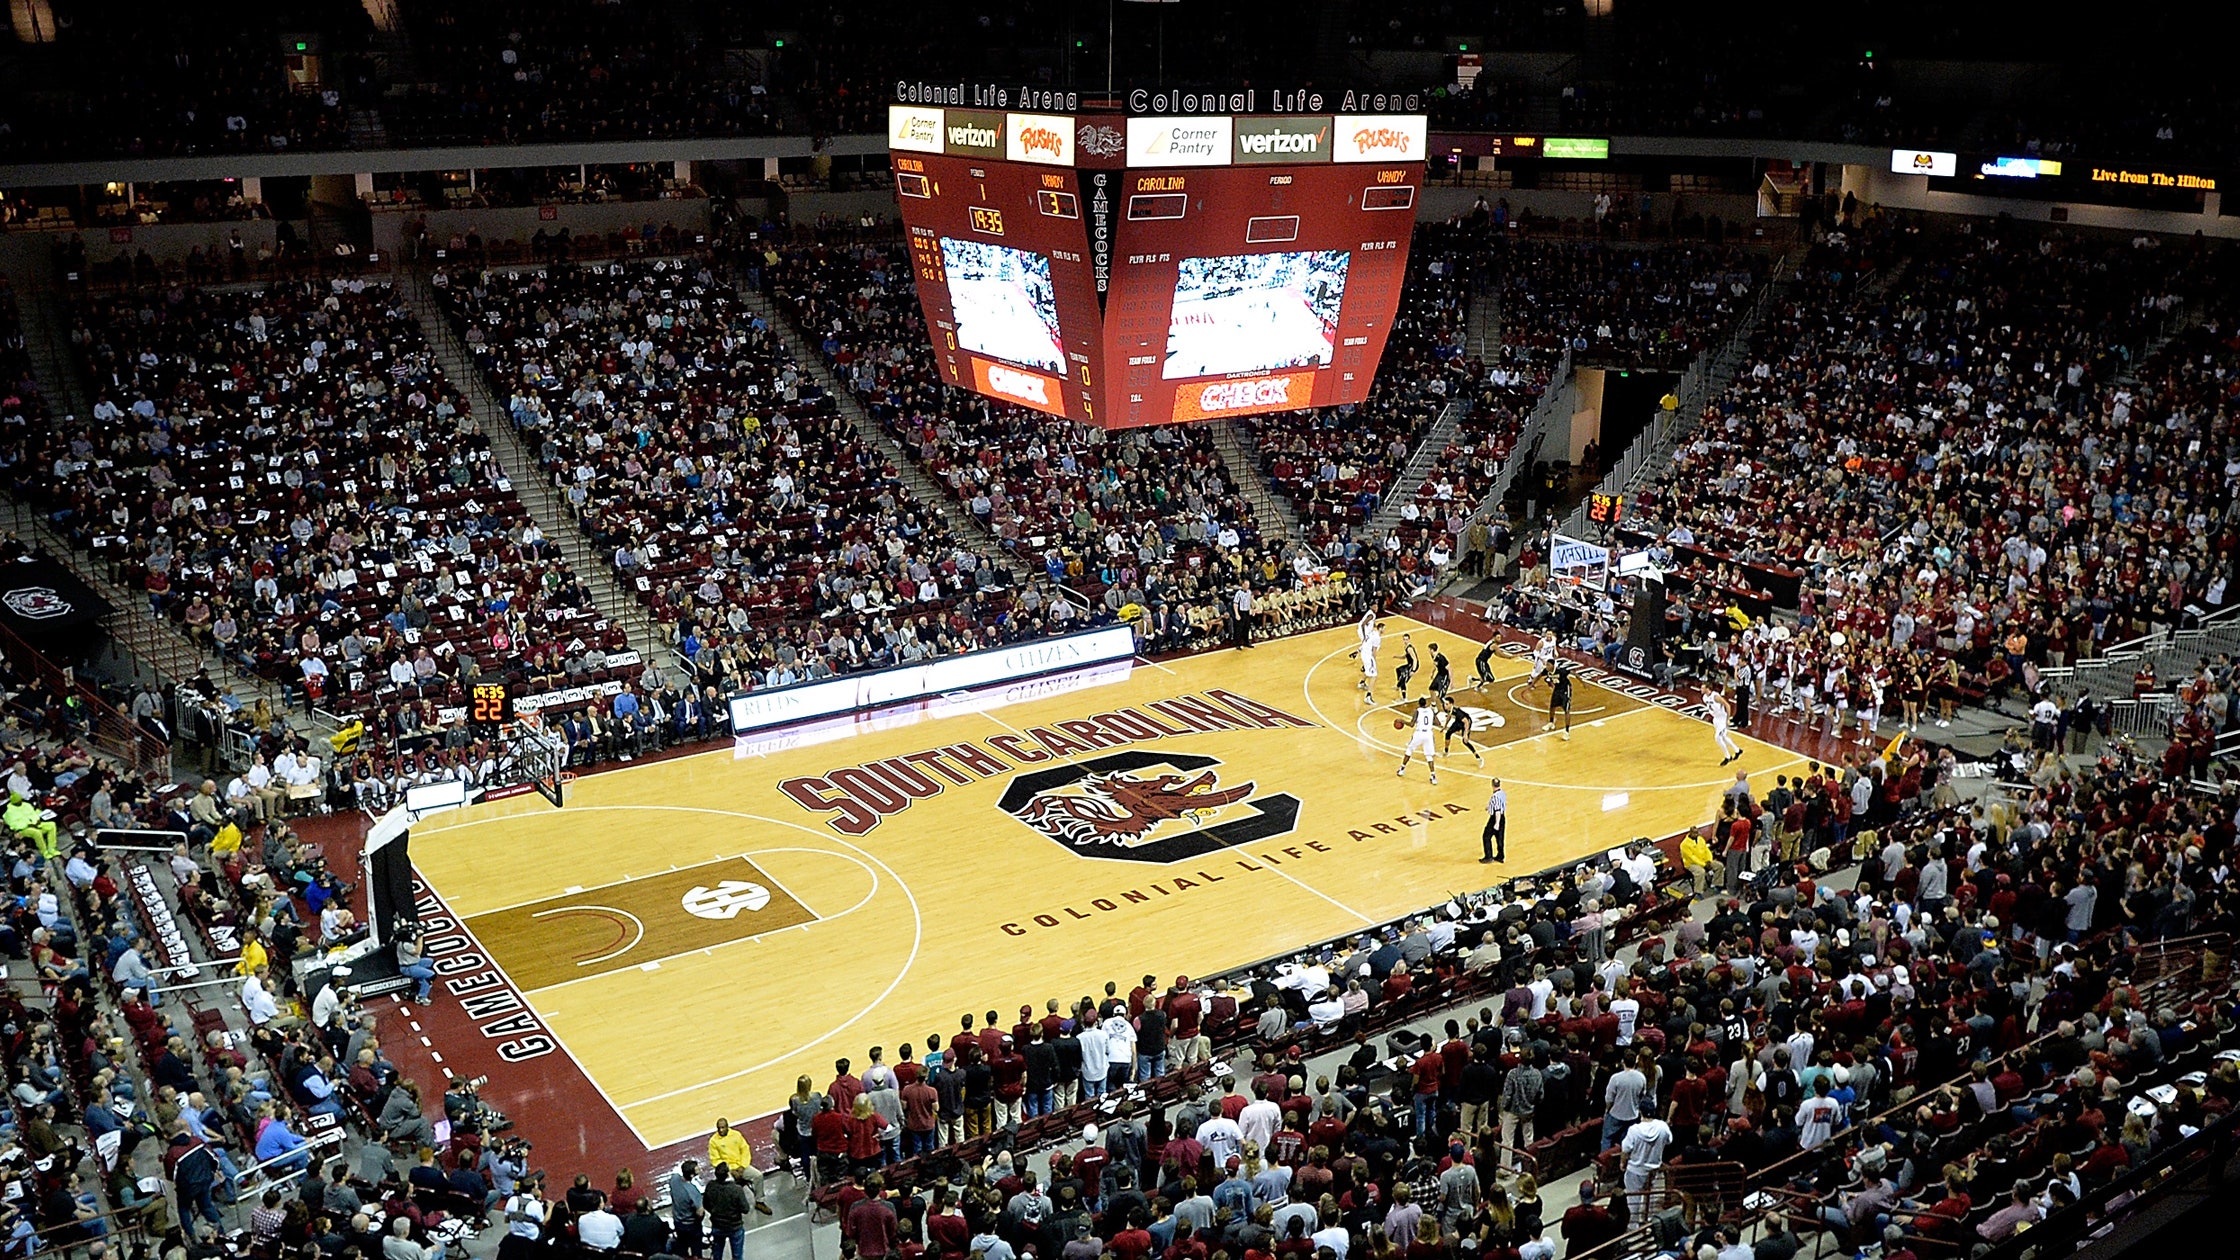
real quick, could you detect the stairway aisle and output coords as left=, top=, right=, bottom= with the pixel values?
left=0, top=243, right=304, bottom=720
left=1466, top=281, right=1503, bottom=363
left=396, top=270, right=672, bottom=668
left=1210, top=421, right=1307, bottom=547
left=1363, top=400, right=1468, bottom=539
left=737, top=285, right=1033, bottom=583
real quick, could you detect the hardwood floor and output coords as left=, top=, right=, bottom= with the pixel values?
left=406, top=615, right=1808, bottom=1147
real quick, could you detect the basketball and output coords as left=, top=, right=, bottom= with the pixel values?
left=1393, top=718, right=1407, bottom=730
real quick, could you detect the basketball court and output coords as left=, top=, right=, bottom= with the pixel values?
left=402, top=613, right=1809, bottom=1153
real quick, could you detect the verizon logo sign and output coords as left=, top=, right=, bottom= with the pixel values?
left=1332, top=114, right=1426, bottom=163
left=1241, top=130, right=1321, bottom=154
left=948, top=123, right=999, bottom=149
left=1232, top=118, right=1333, bottom=164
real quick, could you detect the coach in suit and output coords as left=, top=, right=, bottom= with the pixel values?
left=673, top=691, right=704, bottom=744
left=562, top=712, right=595, bottom=766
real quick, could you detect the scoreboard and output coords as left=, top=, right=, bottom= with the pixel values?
left=890, top=105, right=1426, bottom=428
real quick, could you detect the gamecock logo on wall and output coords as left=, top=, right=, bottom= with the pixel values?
left=1078, top=123, right=1124, bottom=158
left=2, top=586, right=72, bottom=620
left=998, top=750, right=1301, bottom=863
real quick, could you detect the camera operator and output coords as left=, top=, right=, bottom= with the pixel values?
left=482, top=1137, right=533, bottom=1212
left=444, top=1075, right=510, bottom=1137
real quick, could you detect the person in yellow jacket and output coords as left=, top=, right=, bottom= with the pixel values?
left=706, top=1118, right=772, bottom=1207
left=5, top=791, right=59, bottom=861
left=234, top=925, right=270, bottom=978
left=1679, top=827, right=1716, bottom=898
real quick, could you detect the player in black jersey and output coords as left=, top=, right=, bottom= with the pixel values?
left=1543, top=661, right=1576, bottom=740
left=1472, top=638, right=1497, bottom=690
left=1440, top=696, right=1486, bottom=766
left=1395, top=634, right=1420, bottom=697
left=1427, top=643, right=1453, bottom=700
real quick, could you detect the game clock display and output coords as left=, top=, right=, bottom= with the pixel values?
left=470, top=681, right=515, bottom=727
left=890, top=107, right=1425, bottom=428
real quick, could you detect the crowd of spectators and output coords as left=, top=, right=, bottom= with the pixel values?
left=1492, top=239, right=1767, bottom=370
left=1628, top=214, right=2238, bottom=737
left=387, top=0, right=776, bottom=144
left=434, top=257, right=1091, bottom=699
left=0, top=1, right=356, bottom=160
left=1248, top=221, right=1485, bottom=549
left=0, top=278, right=643, bottom=810
left=5, top=669, right=509, bottom=1260
left=1254, top=220, right=1768, bottom=587
left=639, top=712, right=2235, bottom=1260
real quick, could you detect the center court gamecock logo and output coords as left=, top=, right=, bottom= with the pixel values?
left=998, top=750, right=1301, bottom=864
left=679, top=880, right=773, bottom=919
left=2, top=586, right=72, bottom=620
left=1078, top=123, right=1124, bottom=158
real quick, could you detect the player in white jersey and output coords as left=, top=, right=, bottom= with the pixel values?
left=1707, top=689, right=1742, bottom=765
left=1353, top=613, right=1383, bottom=703
left=1527, top=631, right=1560, bottom=688
left=1396, top=698, right=1440, bottom=784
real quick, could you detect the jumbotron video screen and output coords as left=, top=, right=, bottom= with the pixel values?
left=889, top=104, right=1426, bottom=428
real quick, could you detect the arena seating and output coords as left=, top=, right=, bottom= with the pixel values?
left=1626, top=216, right=2235, bottom=718
left=431, top=258, right=1073, bottom=693
left=1, top=279, right=47, bottom=437
left=386, top=0, right=775, bottom=144
left=1245, top=222, right=1483, bottom=547
left=1492, top=239, right=1768, bottom=369
left=16, top=281, right=623, bottom=755
left=0, top=0, right=355, bottom=159
left=1254, top=229, right=1764, bottom=582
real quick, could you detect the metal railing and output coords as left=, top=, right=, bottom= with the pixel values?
left=1363, top=394, right=1472, bottom=539
left=1560, top=265, right=1781, bottom=536
left=0, top=585, right=171, bottom=779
